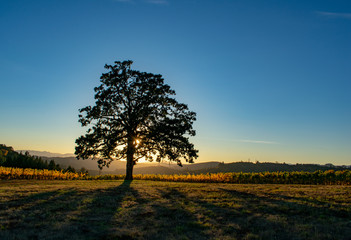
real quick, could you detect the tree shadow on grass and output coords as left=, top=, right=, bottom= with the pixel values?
left=146, top=186, right=350, bottom=240
left=0, top=181, right=135, bottom=240
left=217, top=188, right=351, bottom=240
left=131, top=188, right=208, bottom=240
left=155, top=187, right=294, bottom=239
left=0, top=188, right=79, bottom=237
left=220, top=187, right=351, bottom=218
left=90, top=182, right=209, bottom=240
left=1, top=189, right=65, bottom=210
left=260, top=191, right=350, bottom=217
left=1, top=182, right=197, bottom=240
left=1, top=182, right=350, bottom=240
left=58, top=180, right=136, bottom=240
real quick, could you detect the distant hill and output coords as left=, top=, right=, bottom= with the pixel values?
left=88, top=165, right=184, bottom=176
left=191, top=161, right=350, bottom=174
left=16, top=150, right=75, bottom=158
left=165, top=161, right=220, bottom=171
left=40, top=156, right=219, bottom=175
left=40, top=156, right=103, bottom=171
left=14, top=149, right=350, bottom=175
left=39, top=157, right=350, bottom=176
left=1, top=144, right=62, bottom=170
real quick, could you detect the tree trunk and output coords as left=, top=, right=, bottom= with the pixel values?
left=125, top=138, right=135, bottom=180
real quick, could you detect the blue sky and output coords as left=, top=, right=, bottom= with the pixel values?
left=0, top=0, right=350, bottom=165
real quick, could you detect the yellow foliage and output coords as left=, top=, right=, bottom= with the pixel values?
left=1, top=166, right=350, bottom=185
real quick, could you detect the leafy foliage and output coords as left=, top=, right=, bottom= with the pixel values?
left=75, top=60, right=198, bottom=179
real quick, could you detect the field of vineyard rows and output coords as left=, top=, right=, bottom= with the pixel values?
left=1, top=166, right=350, bottom=184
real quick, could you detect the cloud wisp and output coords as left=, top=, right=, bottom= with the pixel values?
left=239, top=139, right=279, bottom=145
left=316, top=11, right=351, bottom=19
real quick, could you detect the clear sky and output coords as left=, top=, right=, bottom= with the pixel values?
left=1, top=0, right=350, bottom=165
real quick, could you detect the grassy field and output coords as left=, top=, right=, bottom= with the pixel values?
left=0, top=180, right=350, bottom=240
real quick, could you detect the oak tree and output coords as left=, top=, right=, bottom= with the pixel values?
left=75, top=60, right=198, bottom=180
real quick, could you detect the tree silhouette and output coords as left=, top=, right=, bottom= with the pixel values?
left=75, top=60, right=198, bottom=180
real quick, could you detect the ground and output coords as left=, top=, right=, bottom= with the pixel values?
left=0, top=180, right=350, bottom=240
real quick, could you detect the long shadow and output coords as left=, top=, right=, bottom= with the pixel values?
left=2, top=182, right=350, bottom=239
left=156, top=187, right=295, bottom=239
left=0, top=188, right=81, bottom=239
left=1, top=189, right=64, bottom=209
left=0, top=181, right=136, bottom=240
left=218, top=188, right=351, bottom=239
left=59, top=180, right=136, bottom=240
left=149, top=186, right=351, bottom=240
left=261, top=191, right=350, bottom=212
left=219, top=188, right=351, bottom=218
left=141, top=187, right=208, bottom=240
left=80, top=182, right=209, bottom=239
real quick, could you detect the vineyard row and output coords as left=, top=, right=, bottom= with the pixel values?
left=1, top=166, right=350, bottom=184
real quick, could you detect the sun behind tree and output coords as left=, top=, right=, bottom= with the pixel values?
left=75, top=60, right=198, bottom=180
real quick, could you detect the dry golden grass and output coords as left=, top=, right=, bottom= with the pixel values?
left=0, top=180, right=350, bottom=239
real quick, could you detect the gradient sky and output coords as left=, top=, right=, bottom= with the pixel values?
left=1, top=0, right=350, bottom=165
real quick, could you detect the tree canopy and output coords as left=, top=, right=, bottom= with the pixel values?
left=75, top=60, right=198, bottom=180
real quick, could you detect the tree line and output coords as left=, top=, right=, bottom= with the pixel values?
left=0, top=144, right=84, bottom=173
